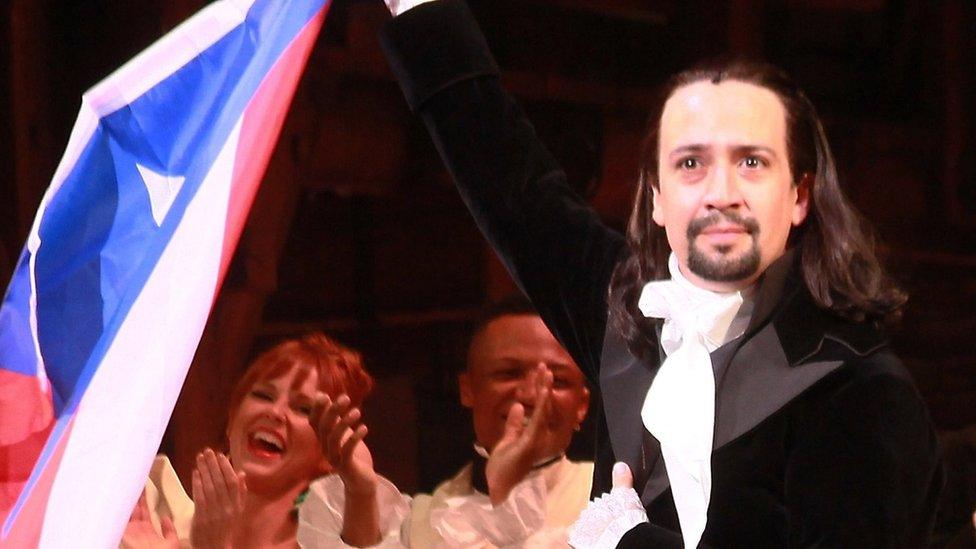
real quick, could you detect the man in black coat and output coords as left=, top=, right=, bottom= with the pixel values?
left=377, top=1, right=943, bottom=546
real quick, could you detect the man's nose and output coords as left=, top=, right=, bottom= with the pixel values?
left=515, top=364, right=543, bottom=404
left=703, top=161, right=743, bottom=210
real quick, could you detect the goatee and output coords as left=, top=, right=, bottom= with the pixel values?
left=686, top=211, right=761, bottom=282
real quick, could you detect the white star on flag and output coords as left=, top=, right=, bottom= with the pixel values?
left=136, top=163, right=185, bottom=226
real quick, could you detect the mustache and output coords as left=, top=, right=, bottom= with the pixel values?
left=687, top=210, right=760, bottom=238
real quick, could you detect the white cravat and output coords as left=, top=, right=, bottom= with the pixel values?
left=637, top=254, right=753, bottom=548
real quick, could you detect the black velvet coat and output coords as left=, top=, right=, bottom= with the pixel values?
left=380, top=2, right=943, bottom=546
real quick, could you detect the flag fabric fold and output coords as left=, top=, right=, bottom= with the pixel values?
left=0, top=1, right=329, bottom=545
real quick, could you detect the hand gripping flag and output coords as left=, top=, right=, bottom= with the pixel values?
left=0, top=0, right=329, bottom=545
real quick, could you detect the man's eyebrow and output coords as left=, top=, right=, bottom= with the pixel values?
left=546, top=361, right=578, bottom=373
left=668, top=144, right=709, bottom=159
left=668, top=144, right=781, bottom=157
left=483, top=357, right=526, bottom=369
left=731, top=144, right=778, bottom=156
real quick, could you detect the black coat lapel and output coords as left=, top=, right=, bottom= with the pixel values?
left=712, top=333, right=888, bottom=451
left=712, top=251, right=886, bottom=450
left=712, top=325, right=843, bottom=448
left=599, top=325, right=658, bottom=490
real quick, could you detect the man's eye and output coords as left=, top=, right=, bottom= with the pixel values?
left=250, top=390, right=273, bottom=401
left=741, top=156, right=766, bottom=169
left=492, top=369, right=523, bottom=381
left=294, top=403, right=313, bottom=416
left=552, top=377, right=572, bottom=389
left=678, top=157, right=702, bottom=170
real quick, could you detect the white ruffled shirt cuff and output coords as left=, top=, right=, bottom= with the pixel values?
left=567, top=486, right=648, bottom=549
left=385, top=0, right=437, bottom=17
left=297, top=474, right=411, bottom=548
left=431, top=471, right=548, bottom=547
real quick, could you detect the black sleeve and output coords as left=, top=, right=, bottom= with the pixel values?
left=380, top=0, right=626, bottom=381
left=784, top=369, right=943, bottom=547
left=617, top=522, right=698, bottom=548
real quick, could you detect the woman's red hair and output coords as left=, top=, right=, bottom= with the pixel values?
left=227, top=332, right=374, bottom=423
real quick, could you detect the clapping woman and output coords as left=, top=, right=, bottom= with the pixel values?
left=122, top=332, right=373, bottom=548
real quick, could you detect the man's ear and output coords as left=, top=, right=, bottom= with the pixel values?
left=792, top=173, right=812, bottom=226
left=650, top=182, right=666, bottom=227
left=576, top=386, right=591, bottom=425
left=458, top=372, right=474, bottom=409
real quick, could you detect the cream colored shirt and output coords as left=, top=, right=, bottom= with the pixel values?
left=298, top=457, right=594, bottom=548
left=120, top=455, right=194, bottom=549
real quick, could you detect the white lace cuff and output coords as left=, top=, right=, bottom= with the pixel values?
left=385, top=0, right=437, bottom=17
left=567, top=486, right=648, bottom=549
left=430, top=473, right=547, bottom=547
left=297, top=474, right=410, bottom=548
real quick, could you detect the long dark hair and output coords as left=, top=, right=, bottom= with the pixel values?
left=608, top=59, right=906, bottom=359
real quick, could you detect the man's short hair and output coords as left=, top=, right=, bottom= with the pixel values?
left=464, top=293, right=539, bottom=371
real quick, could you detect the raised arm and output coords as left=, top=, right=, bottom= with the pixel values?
left=379, top=0, right=626, bottom=379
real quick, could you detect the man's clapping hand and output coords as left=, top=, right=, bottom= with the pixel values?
left=485, top=364, right=556, bottom=505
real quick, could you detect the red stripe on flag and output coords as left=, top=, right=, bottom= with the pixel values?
left=0, top=369, right=54, bottom=529
left=214, top=6, right=329, bottom=294
left=1, top=416, right=73, bottom=545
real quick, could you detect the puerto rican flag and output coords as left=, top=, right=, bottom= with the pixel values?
left=0, top=0, right=329, bottom=545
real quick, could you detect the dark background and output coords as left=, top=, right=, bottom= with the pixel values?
left=2, top=0, right=974, bottom=495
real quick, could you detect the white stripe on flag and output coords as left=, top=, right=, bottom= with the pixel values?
left=38, top=116, right=244, bottom=548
